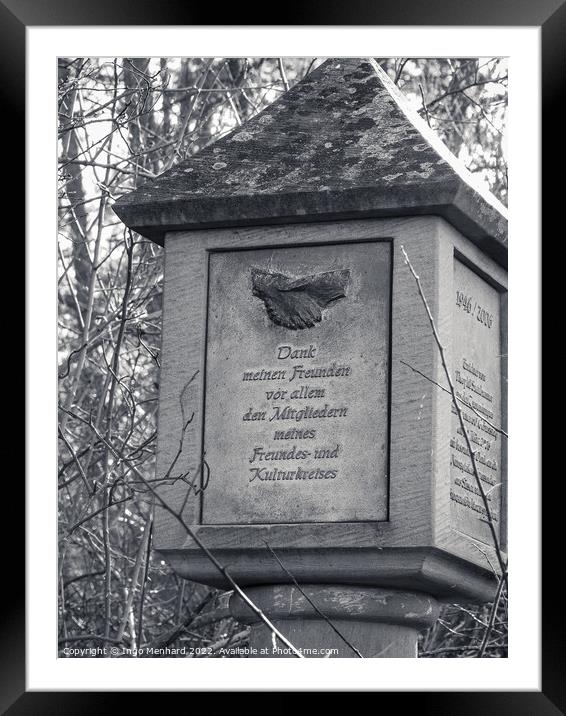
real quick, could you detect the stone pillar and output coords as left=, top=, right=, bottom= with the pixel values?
left=230, top=585, right=440, bottom=658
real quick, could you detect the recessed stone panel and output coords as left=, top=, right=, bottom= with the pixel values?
left=201, top=241, right=391, bottom=524
left=450, top=259, right=503, bottom=546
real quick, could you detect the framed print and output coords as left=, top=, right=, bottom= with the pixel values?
left=11, top=0, right=556, bottom=709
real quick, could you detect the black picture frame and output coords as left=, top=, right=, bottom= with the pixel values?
left=11, top=1, right=557, bottom=710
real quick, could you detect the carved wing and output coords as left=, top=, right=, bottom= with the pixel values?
left=251, top=268, right=350, bottom=330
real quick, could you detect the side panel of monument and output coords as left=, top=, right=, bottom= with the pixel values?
left=435, top=219, right=508, bottom=560
left=153, top=215, right=506, bottom=602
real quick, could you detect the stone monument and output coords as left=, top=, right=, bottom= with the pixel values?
left=113, top=58, right=507, bottom=658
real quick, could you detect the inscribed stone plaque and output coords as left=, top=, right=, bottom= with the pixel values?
left=450, top=259, right=503, bottom=545
left=201, top=241, right=391, bottom=524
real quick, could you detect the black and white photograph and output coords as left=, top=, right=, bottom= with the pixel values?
left=57, top=55, right=508, bottom=659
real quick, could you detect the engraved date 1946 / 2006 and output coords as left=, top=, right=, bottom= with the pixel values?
left=251, top=267, right=351, bottom=330
left=455, top=290, right=493, bottom=328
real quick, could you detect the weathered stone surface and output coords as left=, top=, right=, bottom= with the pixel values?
left=113, top=58, right=507, bottom=265
left=229, top=585, right=440, bottom=657
left=450, top=259, right=503, bottom=545
left=150, top=216, right=506, bottom=600
left=202, top=241, right=391, bottom=524
left=163, top=544, right=499, bottom=602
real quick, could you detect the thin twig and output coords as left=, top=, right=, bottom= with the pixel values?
left=400, top=359, right=508, bottom=438
left=477, top=575, right=506, bottom=657
left=277, top=58, right=290, bottom=92
left=136, top=506, right=153, bottom=649
left=264, top=542, right=364, bottom=657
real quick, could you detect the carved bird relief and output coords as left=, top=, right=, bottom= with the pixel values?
left=251, top=267, right=350, bottom=330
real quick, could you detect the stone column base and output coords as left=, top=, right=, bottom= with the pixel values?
left=229, top=584, right=440, bottom=658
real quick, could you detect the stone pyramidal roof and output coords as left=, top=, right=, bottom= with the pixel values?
left=113, top=58, right=507, bottom=265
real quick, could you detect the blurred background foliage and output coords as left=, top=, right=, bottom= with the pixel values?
left=58, top=57, right=507, bottom=658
